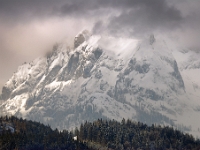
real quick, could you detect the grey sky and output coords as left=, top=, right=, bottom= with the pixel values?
left=0, top=0, right=200, bottom=93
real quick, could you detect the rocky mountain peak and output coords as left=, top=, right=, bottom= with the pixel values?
left=74, top=30, right=91, bottom=48
left=1, top=32, right=200, bottom=137
left=74, top=34, right=85, bottom=48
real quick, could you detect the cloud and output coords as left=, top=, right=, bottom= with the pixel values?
left=89, top=0, right=184, bottom=37
left=0, top=16, right=93, bottom=92
left=56, top=0, right=184, bottom=36
left=0, top=0, right=200, bottom=92
left=0, top=0, right=63, bottom=23
left=0, top=0, right=192, bottom=38
left=0, top=0, right=183, bottom=23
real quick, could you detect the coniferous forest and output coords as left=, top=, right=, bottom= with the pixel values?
left=0, top=116, right=90, bottom=150
left=78, top=119, right=200, bottom=150
left=0, top=116, right=200, bottom=150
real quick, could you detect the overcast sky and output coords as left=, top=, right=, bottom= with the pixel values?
left=0, top=0, right=200, bottom=93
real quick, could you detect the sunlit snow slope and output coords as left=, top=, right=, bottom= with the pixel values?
left=1, top=31, right=200, bottom=137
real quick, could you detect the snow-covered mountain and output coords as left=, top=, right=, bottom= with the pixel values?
left=1, top=31, right=200, bottom=137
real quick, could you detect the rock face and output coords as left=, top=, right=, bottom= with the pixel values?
left=1, top=87, right=11, bottom=100
left=74, top=33, right=85, bottom=48
left=1, top=32, right=200, bottom=136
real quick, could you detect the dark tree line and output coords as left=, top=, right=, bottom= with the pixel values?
left=77, top=119, right=200, bottom=150
left=1, top=116, right=200, bottom=150
left=0, top=116, right=91, bottom=150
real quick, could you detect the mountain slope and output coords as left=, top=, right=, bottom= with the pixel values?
left=1, top=31, right=200, bottom=137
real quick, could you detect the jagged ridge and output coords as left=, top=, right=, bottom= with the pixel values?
left=1, top=31, right=200, bottom=137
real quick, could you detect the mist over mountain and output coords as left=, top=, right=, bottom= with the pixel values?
left=1, top=0, right=200, bottom=98
left=1, top=30, right=200, bottom=137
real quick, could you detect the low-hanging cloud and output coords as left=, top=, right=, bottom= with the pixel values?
left=0, top=0, right=200, bottom=92
left=107, top=1, right=183, bottom=37
left=58, top=0, right=184, bottom=36
left=0, top=0, right=183, bottom=24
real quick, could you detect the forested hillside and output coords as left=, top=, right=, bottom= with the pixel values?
left=78, top=119, right=200, bottom=150
left=0, top=116, right=91, bottom=150
left=0, top=116, right=200, bottom=150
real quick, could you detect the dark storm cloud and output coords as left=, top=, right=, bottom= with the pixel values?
left=59, top=0, right=184, bottom=35
left=0, top=0, right=182, bottom=24
left=60, top=0, right=183, bottom=33
left=90, top=0, right=183, bottom=36
left=0, top=0, right=109, bottom=21
left=0, top=0, right=65, bottom=23
left=0, top=0, right=200, bottom=93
